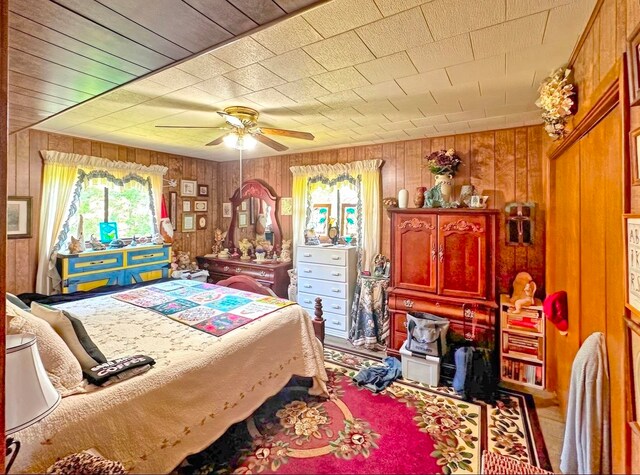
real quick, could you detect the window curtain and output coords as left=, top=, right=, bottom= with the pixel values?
left=290, top=159, right=382, bottom=271
left=35, top=150, right=168, bottom=294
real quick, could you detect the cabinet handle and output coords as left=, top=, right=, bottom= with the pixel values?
left=404, top=299, right=414, bottom=308
left=223, top=266, right=229, bottom=272
left=431, top=244, right=436, bottom=261
left=331, top=304, right=341, bottom=310
left=303, top=269, right=312, bottom=273
left=438, top=244, right=444, bottom=262
left=303, top=253, right=312, bottom=257
left=303, top=284, right=312, bottom=288
left=138, top=254, right=155, bottom=259
left=331, top=256, right=341, bottom=261
left=88, top=260, right=105, bottom=265
left=304, top=299, right=312, bottom=304
left=260, top=271, right=266, bottom=277
left=331, top=272, right=341, bottom=276
left=435, top=302, right=441, bottom=307
left=332, top=320, right=340, bottom=325
left=235, top=267, right=242, bottom=273
left=331, top=288, right=341, bottom=293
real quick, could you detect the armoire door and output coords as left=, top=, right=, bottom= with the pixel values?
left=392, top=214, right=437, bottom=293
left=437, top=214, right=487, bottom=299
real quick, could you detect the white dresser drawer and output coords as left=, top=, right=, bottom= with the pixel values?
left=298, top=247, right=349, bottom=266
left=297, top=262, right=347, bottom=282
left=298, top=278, right=348, bottom=299
left=298, top=292, right=349, bottom=317
left=300, top=303, right=347, bottom=332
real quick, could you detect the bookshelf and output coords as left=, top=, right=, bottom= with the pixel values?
left=499, top=294, right=546, bottom=390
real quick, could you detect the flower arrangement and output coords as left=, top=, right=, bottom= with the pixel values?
left=536, top=68, right=575, bottom=140
left=425, top=149, right=462, bottom=176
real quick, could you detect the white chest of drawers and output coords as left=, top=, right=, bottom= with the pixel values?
left=296, top=245, right=358, bottom=339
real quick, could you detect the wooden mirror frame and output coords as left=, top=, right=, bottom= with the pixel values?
left=225, top=179, right=282, bottom=249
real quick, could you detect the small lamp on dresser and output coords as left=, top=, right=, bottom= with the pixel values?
left=6, top=333, right=61, bottom=473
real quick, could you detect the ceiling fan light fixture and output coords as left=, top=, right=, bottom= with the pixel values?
left=223, top=132, right=256, bottom=150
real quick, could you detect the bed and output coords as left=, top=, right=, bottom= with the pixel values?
left=13, top=285, right=328, bottom=474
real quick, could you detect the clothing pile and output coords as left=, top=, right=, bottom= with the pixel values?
left=352, top=356, right=402, bottom=392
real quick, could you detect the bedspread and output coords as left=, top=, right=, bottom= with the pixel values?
left=12, top=293, right=328, bottom=474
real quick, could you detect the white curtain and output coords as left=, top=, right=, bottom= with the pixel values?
left=289, top=159, right=383, bottom=271
left=36, top=150, right=168, bottom=294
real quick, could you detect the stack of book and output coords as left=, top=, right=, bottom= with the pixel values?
left=502, top=359, right=543, bottom=386
left=502, top=333, right=542, bottom=360
left=504, top=308, right=543, bottom=333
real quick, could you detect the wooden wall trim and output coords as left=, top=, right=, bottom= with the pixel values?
left=1, top=0, right=8, bottom=470
left=549, top=77, right=620, bottom=160
left=568, top=0, right=605, bottom=68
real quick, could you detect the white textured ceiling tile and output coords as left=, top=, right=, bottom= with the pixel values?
left=91, top=114, right=139, bottom=129
left=505, top=85, right=540, bottom=105
left=121, top=78, right=174, bottom=98
left=507, top=0, right=574, bottom=20
left=384, top=108, right=424, bottom=122
left=99, top=89, right=151, bottom=108
left=419, top=101, right=463, bottom=115
left=354, top=99, right=399, bottom=115
left=434, top=120, right=470, bottom=133
left=468, top=115, right=507, bottom=129
left=471, top=13, right=547, bottom=60
left=324, top=119, right=361, bottom=130
left=507, top=42, right=572, bottom=76
left=431, top=82, right=479, bottom=104
left=351, top=124, right=387, bottom=135
left=148, top=68, right=202, bottom=89
left=390, top=93, right=437, bottom=110
left=374, top=0, right=431, bottom=16
left=276, top=78, right=331, bottom=102
left=313, top=67, right=371, bottom=93
left=446, top=55, right=506, bottom=85
left=351, top=114, right=390, bottom=126
left=446, top=109, right=486, bottom=121
left=317, top=90, right=365, bottom=108
left=224, top=64, right=286, bottom=91
left=407, top=34, right=474, bottom=72
left=354, top=80, right=407, bottom=101
left=411, top=115, right=448, bottom=127
left=422, top=0, right=505, bottom=41
left=480, top=71, right=534, bottom=96
left=544, top=2, right=594, bottom=46
left=486, top=103, right=538, bottom=116
left=377, top=130, right=409, bottom=140
left=195, top=76, right=251, bottom=100
left=380, top=120, right=416, bottom=131
left=177, top=54, right=234, bottom=80
left=251, top=16, right=323, bottom=54
left=356, top=8, right=433, bottom=57
left=161, top=86, right=224, bottom=110
left=211, top=97, right=263, bottom=112
left=262, top=50, right=326, bottom=82
left=243, top=88, right=298, bottom=108
left=212, top=37, right=274, bottom=68
left=507, top=110, right=543, bottom=122
left=156, top=110, right=223, bottom=127
left=302, top=0, right=382, bottom=38
left=460, top=92, right=506, bottom=109
left=396, top=69, right=451, bottom=95
left=303, top=31, right=375, bottom=71
left=321, top=107, right=363, bottom=121
left=355, top=52, right=418, bottom=84
left=405, top=125, right=438, bottom=137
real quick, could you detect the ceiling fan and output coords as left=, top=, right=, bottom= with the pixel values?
left=156, top=106, right=314, bottom=152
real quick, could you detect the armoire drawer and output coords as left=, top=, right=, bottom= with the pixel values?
left=298, top=278, right=348, bottom=299
left=298, top=292, right=349, bottom=317
left=297, top=248, right=349, bottom=266
left=297, top=262, right=347, bottom=282
left=388, top=293, right=493, bottom=326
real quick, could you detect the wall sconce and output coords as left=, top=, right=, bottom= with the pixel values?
left=505, top=202, right=535, bottom=246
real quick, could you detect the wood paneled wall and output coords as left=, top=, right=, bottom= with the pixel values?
left=545, top=0, right=640, bottom=471
left=6, top=130, right=218, bottom=295
left=217, top=125, right=549, bottom=296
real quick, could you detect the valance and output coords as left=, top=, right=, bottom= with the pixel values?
left=290, top=159, right=382, bottom=177
left=40, top=150, right=168, bottom=176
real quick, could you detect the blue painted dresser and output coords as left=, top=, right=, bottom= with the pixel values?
left=56, top=244, right=171, bottom=293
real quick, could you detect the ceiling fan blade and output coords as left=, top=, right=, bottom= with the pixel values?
left=156, top=125, right=229, bottom=129
left=205, top=135, right=227, bottom=146
left=217, top=111, right=245, bottom=129
left=254, top=133, right=288, bottom=152
left=260, top=127, right=314, bottom=141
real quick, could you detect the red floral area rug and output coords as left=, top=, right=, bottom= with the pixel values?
left=176, top=347, right=550, bottom=475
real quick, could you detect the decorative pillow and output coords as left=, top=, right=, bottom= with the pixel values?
left=7, top=292, right=29, bottom=311
left=62, top=310, right=108, bottom=365
left=31, top=302, right=99, bottom=370
left=7, top=301, right=85, bottom=396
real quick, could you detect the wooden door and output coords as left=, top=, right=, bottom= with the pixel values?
left=391, top=213, right=437, bottom=293
left=437, top=214, right=487, bottom=299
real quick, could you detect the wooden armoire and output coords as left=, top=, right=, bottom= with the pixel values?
left=387, top=208, right=498, bottom=363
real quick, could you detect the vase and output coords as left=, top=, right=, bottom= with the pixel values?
left=414, top=186, right=427, bottom=208
left=398, top=188, right=409, bottom=209
left=434, top=174, right=453, bottom=202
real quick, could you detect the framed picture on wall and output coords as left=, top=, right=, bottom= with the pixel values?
left=182, top=200, right=192, bottom=212
left=238, top=212, right=248, bottom=228
left=198, top=184, right=209, bottom=197
left=631, top=128, right=640, bottom=185
left=628, top=24, right=640, bottom=106
left=625, top=215, right=640, bottom=318
left=7, top=196, right=32, bottom=239
left=181, top=179, right=197, bottom=197
left=223, top=202, right=232, bottom=218
left=182, top=213, right=196, bottom=233
left=170, top=192, right=177, bottom=230
left=194, top=200, right=208, bottom=212
left=197, top=214, right=207, bottom=230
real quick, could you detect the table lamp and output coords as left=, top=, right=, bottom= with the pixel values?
left=6, top=333, right=61, bottom=473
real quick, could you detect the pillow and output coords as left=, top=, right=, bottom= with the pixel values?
left=30, top=302, right=99, bottom=370
left=7, top=292, right=29, bottom=311
left=62, top=310, right=108, bottom=364
left=7, top=301, right=85, bottom=396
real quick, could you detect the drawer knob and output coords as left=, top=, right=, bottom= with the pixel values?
left=260, top=271, right=266, bottom=277
left=331, top=256, right=341, bottom=261
left=435, top=302, right=440, bottom=307
left=331, top=304, right=341, bottom=310
left=223, top=266, right=229, bottom=272
left=331, top=272, right=341, bottom=276
left=404, top=299, right=414, bottom=308
left=303, top=269, right=312, bottom=273
left=331, top=288, right=340, bottom=293
left=235, top=267, right=242, bottom=273
left=303, top=284, right=312, bottom=288
left=304, top=299, right=312, bottom=304
left=303, top=253, right=312, bottom=257
left=332, top=320, right=340, bottom=325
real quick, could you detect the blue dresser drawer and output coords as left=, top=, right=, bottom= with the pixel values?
left=126, top=246, right=170, bottom=267
left=67, top=251, right=124, bottom=275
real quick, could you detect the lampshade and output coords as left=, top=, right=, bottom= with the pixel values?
left=6, top=333, right=60, bottom=434
left=223, top=132, right=257, bottom=151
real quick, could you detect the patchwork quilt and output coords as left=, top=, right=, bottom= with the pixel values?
left=112, top=281, right=294, bottom=337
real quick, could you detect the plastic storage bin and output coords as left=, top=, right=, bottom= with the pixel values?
left=400, top=341, right=441, bottom=386
left=171, top=269, right=209, bottom=282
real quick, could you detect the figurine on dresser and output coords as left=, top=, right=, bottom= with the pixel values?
left=510, top=271, right=537, bottom=313
left=280, top=239, right=292, bottom=262
left=211, top=228, right=227, bottom=256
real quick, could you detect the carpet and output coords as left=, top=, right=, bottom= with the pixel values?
left=176, top=346, right=550, bottom=475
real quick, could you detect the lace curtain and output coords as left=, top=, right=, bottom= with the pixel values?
left=35, top=150, right=167, bottom=294
left=290, top=159, right=382, bottom=271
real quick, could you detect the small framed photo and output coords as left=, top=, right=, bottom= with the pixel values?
left=7, top=196, right=32, bottom=239
left=198, top=184, right=209, bottom=196
left=241, top=200, right=247, bottom=211
left=99, top=221, right=118, bottom=243
left=169, top=192, right=177, bottom=230
left=182, top=213, right=196, bottom=233
left=194, top=200, right=208, bottom=212
left=223, top=202, right=232, bottom=218
left=182, top=200, right=192, bottom=212
left=631, top=128, right=640, bottom=185
left=181, top=179, right=197, bottom=197
left=196, top=214, right=207, bottom=230
left=626, top=215, right=640, bottom=318
left=238, top=212, right=248, bottom=228
left=628, top=24, right=640, bottom=106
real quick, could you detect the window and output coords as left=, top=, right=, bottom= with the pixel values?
left=306, top=180, right=358, bottom=240
left=68, top=182, right=154, bottom=241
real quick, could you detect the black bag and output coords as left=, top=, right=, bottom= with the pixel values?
left=453, top=346, right=497, bottom=402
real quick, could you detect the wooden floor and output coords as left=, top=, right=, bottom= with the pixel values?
left=325, top=335, right=565, bottom=472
